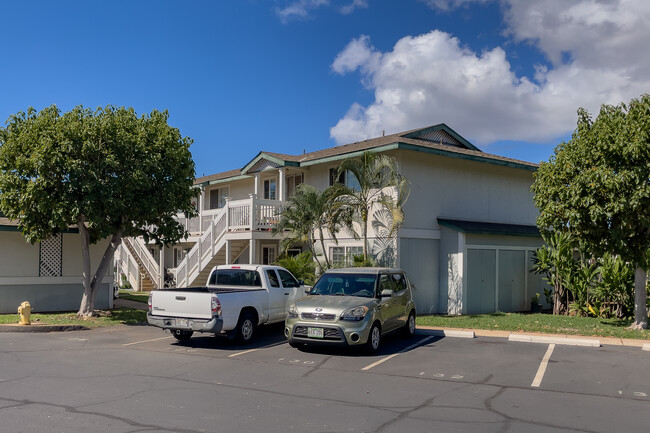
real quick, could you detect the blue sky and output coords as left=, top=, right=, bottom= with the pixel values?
left=1, top=0, right=648, bottom=178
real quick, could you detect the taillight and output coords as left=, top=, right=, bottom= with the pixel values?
left=148, top=295, right=152, bottom=313
left=211, top=296, right=222, bottom=316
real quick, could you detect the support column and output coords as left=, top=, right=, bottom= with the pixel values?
left=249, top=239, right=256, bottom=264
left=278, top=167, right=286, bottom=202
left=225, top=240, right=231, bottom=265
left=254, top=173, right=261, bottom=196
left=159, top=246, right=165, bottom=289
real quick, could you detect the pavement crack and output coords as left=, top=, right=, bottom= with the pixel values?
left=301, top=355, right=332, bottom=378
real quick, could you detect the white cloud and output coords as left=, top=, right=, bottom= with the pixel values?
left=330, top=0, right=650, bottom=149
left=276, top=0, right=367, bottom=22
left=340, top=0, right=369, bottom=15
left=276, top=0, right=330, bottom=23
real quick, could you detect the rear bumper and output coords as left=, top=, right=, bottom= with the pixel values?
left=147, top=313, right=223, bottom=334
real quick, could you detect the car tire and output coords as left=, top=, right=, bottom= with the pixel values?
left=171, top=329, right=193, bottom=341
left=402, top=311, right=416, bottom=339
left=235, top=311, right=257, bottom=345
left=365, top=323, right=381, bottom=354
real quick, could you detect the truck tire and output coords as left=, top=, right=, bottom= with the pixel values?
left=171, top=329, right=193, bottom=341
left=235, top=311, right=257, bottom=345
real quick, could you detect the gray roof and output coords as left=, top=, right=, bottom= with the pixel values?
left=195, top=124, right=539, bottom=186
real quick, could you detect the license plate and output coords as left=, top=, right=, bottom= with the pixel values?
left=175, top=318, right=191, bottom=329
left=307, top=327, right=324, bottom=339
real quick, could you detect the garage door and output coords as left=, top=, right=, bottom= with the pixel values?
left=466, top=249, right=496, bottom=314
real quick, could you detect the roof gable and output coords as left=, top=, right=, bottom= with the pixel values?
left=401, top=124, right=480, bottom=151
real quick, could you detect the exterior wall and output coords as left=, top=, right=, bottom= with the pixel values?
left=399, top=151, right=537, bottom=230
left=398, top=237, right=439, bottom=315
left=0, top=232, right=113, bottom=313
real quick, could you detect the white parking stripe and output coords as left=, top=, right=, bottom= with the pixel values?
left=361, top=336, right=436, bottom=371
left=531, top=343, right=555, bottom=387
left=228, top=348, right=259, bottom=358
left=122, top=336, right=173, bottom=346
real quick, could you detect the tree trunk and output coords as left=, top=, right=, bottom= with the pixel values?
left=77, top=215, right=123, bottom=317
left=629, top=266, right=648, bottom=330
left=317, top=226, right=330, bottom=269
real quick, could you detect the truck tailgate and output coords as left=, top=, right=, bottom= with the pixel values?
left=150, top=289, right=214, bottom=320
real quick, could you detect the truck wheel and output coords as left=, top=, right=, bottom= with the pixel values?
left=172, top=329, right=193, bottom=341
left=235, top=311, right=257, bottom=345
left=364, top=323, right=381, bottom=354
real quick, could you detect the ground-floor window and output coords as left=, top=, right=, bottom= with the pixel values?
left=262, top=246, right=277, bottom=265
left=331, top=246, right=364, bottom=267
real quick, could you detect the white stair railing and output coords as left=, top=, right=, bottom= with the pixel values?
left=174, top=196, right=284, bottom=287
left=123, top=237, right=160, bottom=290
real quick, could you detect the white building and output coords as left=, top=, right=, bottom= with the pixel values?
left=118, top=124, right=546, bottom=314
left=0, top=216, right=114, bottom=314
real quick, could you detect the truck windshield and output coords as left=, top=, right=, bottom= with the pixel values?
left=310, top=273, right=377, bottom=298
left=209, top=269, right=262, bottom=287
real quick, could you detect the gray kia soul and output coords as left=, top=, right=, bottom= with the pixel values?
left=284, top=267, right=416, bottom=353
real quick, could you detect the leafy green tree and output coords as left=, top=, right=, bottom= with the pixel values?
left=274, top=251, right=317, bottom=286
left=0, top=105, right=198, bottom=316
left=532, top=231, right=576, bottom=315
left=273, top=183, right=350, bottom=270
left=336, top=151, right=409, bottom=262
left=532, top=95, right=650, bottom=329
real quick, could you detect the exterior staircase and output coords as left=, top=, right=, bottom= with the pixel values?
left=123, top=237, right=160, bottom=291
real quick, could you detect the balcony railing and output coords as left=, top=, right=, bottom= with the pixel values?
left=174, top=195, right=283, bottom=287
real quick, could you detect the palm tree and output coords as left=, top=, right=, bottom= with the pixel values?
left=335, top=151, right=409, bottom=262
left=272, top=184, right=350, bottom=270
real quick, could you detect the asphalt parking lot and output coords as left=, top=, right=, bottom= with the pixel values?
left=0, top=324, right=648, bottom=433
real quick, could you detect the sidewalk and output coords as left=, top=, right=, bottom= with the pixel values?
left=114, top=298, right=148, bottom=311
left=417, top=325, right=649, bottom=349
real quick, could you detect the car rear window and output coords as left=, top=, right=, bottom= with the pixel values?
left=209, top=269, right=262, bottom=287
left=310, top=273, right=377, bottom=297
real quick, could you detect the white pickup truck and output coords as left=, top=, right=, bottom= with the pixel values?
left=147, top=264, right=308, bottom=344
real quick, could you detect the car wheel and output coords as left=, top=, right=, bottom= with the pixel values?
left=365, top=323, right=381, bottom=354
left=171, top=329, right=193, bottom=341
left=402, top=311, right=416, bottom=338
left=235, top=311, right=257, bottom=345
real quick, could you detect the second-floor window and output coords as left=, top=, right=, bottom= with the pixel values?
left=209, top=187, right=228, bottom=209
left=286, top=173, right=303, bottom=197
left=264, top=178, right=277, bottom=200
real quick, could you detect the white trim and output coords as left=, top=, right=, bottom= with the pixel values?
left=458, top=232, right=465, bottom=315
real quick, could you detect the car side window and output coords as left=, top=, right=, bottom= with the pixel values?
left=277, top=269, right=299, bottom=288
left=392, top=274, right=407, bottom=292
left=266, top=270, right=280, bottom=288
left=379, top=275, right=394, bottom=294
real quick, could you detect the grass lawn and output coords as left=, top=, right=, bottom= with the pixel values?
left=417, top=312, right=650, bottom=340
left=0, top=308, right=147, bottom=328
left=118, top=290, right=149, bottom=303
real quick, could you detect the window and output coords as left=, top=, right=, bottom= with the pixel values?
left=262, top=246, right=276, bottom=265
left=328, top=168, right=360, bottom=190
left=287, top=248, right=302, bottom=257
left=209, top=269, right=262, bottom=287
left=391, top=274, right=407, bottom=292
left=278, top=269, right=300, bottom=288
left=266, top=269, right=280, bottom=288
left=286, top=173, right=304, bottom=197
left=331, top=246, right=364, bottom=267
left=209, top=187, right=229, bottom=209
left=263, top=178, right=277, bottom=200
left=379, top=275, right=395, bottom=294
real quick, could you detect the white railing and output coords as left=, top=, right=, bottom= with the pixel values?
left=123, top=237, right=160, bottom=290
left=174, top=195, right=283, bottom=287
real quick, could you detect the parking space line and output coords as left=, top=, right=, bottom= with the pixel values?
left=122, top=336, right=173, bottom=346
left=228, top=348, right=259, bottom=358
left=531, top=343, right=555, bottom=387
left=361, top=336, right=436, bottom=371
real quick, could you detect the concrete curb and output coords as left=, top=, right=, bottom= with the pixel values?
left=419, top=328, right=475, bottom=339
left=0, top=324, right=88, bottom=333
left=643, top=343, right=650, bottom=351
left=509, top=333, right=600, bottom=347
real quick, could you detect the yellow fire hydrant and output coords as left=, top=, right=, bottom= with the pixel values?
left=17, top=301, right=32, bottom=325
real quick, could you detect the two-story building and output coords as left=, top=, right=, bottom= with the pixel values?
left=117, top=124, right=546, bottom=315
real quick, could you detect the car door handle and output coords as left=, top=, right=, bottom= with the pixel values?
left=284, top=293, right=289, bottom=296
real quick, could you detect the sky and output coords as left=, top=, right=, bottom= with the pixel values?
left=1, top=0, right=649, bottom=178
